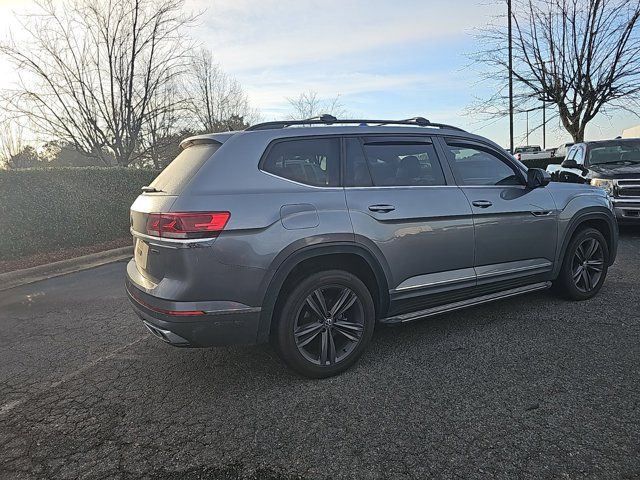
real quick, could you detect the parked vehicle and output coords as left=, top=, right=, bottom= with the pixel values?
left=547, top=138, right=640, bottom=223
left=514, top=145, right=549, bottom=162
left=126, top=115, right=618, bottom=378
left=554, top=142, right=574, bottom=159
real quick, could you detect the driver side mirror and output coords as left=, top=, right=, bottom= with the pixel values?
left=562, top=158, right=579, bottom=169
left=527, top=168, right=551, bottom=189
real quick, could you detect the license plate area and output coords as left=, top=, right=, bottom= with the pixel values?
left=135, top=238, right=149, bottom=270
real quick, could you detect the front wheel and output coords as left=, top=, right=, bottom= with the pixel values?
left=555, top=227, right=609, bottom=300
left=273, top=270, right=375, bottom=378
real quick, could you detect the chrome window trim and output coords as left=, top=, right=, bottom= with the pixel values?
left=258, top=169, right=343, bottom=190
left=458, top=185, right=527, bottom=189
left=344, top=185, right=460, bottom=190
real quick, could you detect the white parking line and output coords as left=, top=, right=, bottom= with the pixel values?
left=0, top=335, right=147, bottom=417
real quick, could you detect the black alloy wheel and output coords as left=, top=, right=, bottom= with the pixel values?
left=274, top=270, right=375, bottom=378
left=556, top=227, right=609, bottom=300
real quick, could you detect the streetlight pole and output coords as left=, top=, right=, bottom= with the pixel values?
left=508, top=0, right=514, bottom=153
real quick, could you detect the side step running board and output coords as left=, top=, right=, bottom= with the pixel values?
left=381, top=282, right=552, bottom=325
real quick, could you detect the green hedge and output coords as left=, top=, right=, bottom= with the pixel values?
left=0, top=167, right=159, bottom=260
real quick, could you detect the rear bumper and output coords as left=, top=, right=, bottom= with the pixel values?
left=125, top=260, right=261, bottom=347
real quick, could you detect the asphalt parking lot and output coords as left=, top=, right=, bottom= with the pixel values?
left=1, top=228, right=639, bottom=480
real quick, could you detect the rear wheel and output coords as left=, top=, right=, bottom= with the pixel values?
left=273, top=270, right=375, bottom=378
left=556, top=227, right=609, bottom=300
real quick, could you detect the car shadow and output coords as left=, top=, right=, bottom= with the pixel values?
left=163, top=288, right=565, bottom=387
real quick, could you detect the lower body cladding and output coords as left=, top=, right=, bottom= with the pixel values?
left=126, top=273, right=261, bottom=348
left=613, top=199, right=640, bottom=223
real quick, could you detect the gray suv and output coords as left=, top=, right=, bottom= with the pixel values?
left=126, top=116, right=618, bottom=378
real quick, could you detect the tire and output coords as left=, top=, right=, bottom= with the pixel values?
left=273, top=270, right=375, bottom=378
left=555, top=227, right=609, bottom=300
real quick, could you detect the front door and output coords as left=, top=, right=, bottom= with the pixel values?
left=440, top=138, right=557, bottom=287
left=343, top=136, right=476, bottom=310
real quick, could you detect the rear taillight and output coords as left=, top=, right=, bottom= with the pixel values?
left=145, top=212, right=230, bottom=239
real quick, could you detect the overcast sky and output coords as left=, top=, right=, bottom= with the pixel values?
left=0, top=0, right=637, bottom=147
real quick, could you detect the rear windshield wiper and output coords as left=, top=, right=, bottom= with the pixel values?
left=141, top=186, right=164, bottom=193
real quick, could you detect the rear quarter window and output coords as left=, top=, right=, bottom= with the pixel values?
left=261, top=137, right=340, bottom=187
left=149, top=143, right=220, bottom=194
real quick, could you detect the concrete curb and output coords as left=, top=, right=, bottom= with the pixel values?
left=0, top=246, right=132, bottom=292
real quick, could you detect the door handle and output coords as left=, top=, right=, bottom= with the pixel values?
left=531, top=210, right=553, bottom=217
left=472, top=200, right=493, bottom=208
left=368, top=204, right=396, bottom=213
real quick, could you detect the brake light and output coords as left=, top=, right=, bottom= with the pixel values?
left=145, top=212, right=230, bottom=239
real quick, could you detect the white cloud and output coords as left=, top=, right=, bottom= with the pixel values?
left=242, top=69, right=474, bottom=120
left=181, top=0, right=492, bottom=118
left=186, top=0, right=492, bottom=72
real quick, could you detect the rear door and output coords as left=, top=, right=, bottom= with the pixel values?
left=343, top=135, right=475, bottom=312
left=130, top=142, right=221, bottom=282
left=439, top=137, right=557, bottom=287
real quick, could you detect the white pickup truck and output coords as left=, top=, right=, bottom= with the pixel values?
left=513, top=145, right=550, bottom=162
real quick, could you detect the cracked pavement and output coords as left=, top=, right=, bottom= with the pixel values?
left=1, top=228, right=639, bottom=479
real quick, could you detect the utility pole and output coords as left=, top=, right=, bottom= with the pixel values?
left=508, top=0, right=514, bottom=153
left=542, top=101, right=546, bottom=149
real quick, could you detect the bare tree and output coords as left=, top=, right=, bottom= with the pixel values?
left=187, top=48, right=259, bottom=132
left=0, top=119, right=25, bottom=169
left=286, top=90, right=346, bottom=120
left=472, top=0, right=640, bottom=142
left=0, top=0, right=196, bottom=166
left=0, top=120, right=44, bottom=168
left=139, top=77, right=183, bottom=168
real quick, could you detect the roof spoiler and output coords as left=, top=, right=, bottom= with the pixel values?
left=179, top=132, right=236, bottom=149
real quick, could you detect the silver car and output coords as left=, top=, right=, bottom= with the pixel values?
left=126, top=116, right=618, bottom=378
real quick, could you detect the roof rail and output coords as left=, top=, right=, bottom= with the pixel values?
left=245, top=115, right=466, bottom=132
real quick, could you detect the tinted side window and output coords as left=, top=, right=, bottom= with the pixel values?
left=344, top=137, right=372, bottom=187
left=573, top=147, right=585, bottom=164
left=262, top=138, right=340, bottom=187
left=361, top=141, right=446, bottom=186
left=445, top=144, right=521, bottom=186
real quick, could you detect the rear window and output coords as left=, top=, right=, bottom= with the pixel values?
left=261, top=138, right=340, bottom=187
left=149, top=143, right=220, bottom=194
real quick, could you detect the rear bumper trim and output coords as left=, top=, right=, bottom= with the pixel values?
left=129, top=291, right=207, bottom=317
left=126, top=279, right=262, bottom=347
